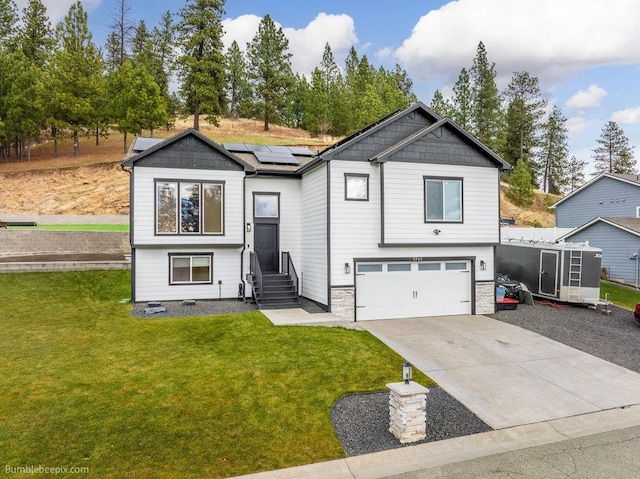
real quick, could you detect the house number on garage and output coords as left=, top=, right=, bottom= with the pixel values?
left=412, top=257, right=423, bottom=261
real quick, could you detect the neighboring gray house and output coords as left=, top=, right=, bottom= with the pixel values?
left=551, top=173, right=640, bottom=285
left=121, top=102, right=511, bottom=320
left=552, top=173, right=640, bottom=228
left=559, top=217, right=640, bottom=286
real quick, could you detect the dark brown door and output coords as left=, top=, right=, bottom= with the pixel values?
left=255, top=223, right=279, bottom=273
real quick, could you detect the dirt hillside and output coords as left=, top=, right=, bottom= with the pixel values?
left=0, top=118, right=557, bottom=226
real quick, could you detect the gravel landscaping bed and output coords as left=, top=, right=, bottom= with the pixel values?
left=331, top=388, right=491, bottom=456
left=490, top=301, right=640, bottom=374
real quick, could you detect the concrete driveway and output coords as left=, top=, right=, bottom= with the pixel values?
left=358, top=314, right=640, bottom=429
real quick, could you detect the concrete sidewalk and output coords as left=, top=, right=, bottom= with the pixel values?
left=238, top=312, right=640, bottom=478
left=233, top=405, right=640, bottom=478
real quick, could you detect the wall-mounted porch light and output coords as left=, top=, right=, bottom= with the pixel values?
left=344, top=262, right=351, bottom=274
left=403, top=362, right=412, bottom=384
left=246, top=223, right=252, bottom=232
left=480, top=260, right=486, bottom=271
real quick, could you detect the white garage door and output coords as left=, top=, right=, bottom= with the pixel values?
left=355, top=260, right=472, bottom=321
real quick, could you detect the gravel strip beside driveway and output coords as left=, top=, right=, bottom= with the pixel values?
left=490, top=302, right=640, bottom=374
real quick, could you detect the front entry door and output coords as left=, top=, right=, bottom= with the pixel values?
left=255, top=223, right=279, bottom=273
left=539, top=251, right=558, bottom=296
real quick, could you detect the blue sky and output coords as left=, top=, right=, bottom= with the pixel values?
left=21, top=0, right=640, bottom=175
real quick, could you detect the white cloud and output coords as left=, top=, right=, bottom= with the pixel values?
left=566, top=116, right=587, bottom=135
left=611, top=107, right=640, bottom=124
left=15, top=0, right=102, bottom=25
left=395, top=0, right=640, bottom=84
left=223, top=12, right=357, bottom=76
left=566, top=85, right=608, bottom=109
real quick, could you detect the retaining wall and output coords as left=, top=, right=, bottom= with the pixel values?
left=0, top=230, right=130, bottom=256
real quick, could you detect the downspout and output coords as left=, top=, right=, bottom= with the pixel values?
left=240, top=172, right=258, bottom=300
left=120, top=164, right=134, bottom=301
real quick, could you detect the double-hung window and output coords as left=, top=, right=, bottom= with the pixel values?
left=169, top=254, right=212, bottom=284
left=156, top=181, right=224, bottom=235
left=424, top=177, right=462, bottom=222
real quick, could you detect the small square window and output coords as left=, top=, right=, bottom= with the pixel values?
left=254, top=194, right=279, bottom=218
left=345, top=174, right=369, bottom=201
left=425, top=177, right=462, bottom=222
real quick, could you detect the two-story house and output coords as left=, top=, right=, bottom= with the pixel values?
left=552, top=173, right=640, bottom=284
left=121, top=102, right=511, bottom=320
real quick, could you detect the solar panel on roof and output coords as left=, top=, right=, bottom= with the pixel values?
left=247, top=144, right=271, bottom=152
left=222, top=143, right=250, bottom=152
left=287, top=146, right=316, bottom=156
left=132, top=137, right=164, bottom=152
left=266, top=146, right=292, bottom=153
left=254, top=151, right=300, bottom=165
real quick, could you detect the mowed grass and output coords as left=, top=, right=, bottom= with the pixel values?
left=601, top=281, right=640, bottom=310
left=0, top=271, right=433, bottom=478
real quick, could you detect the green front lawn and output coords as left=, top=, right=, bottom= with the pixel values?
left=600, top=281, right=640, bottom=310
left=0, top=271, right=432, bottom=478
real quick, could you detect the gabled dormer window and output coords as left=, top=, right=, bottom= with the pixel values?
left=345, top=174, right=369, bottom=201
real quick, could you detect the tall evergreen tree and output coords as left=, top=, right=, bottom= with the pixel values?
left=176, top=0, right=226, bottom=130
left=224, top=40, right=251, bottom=119
left=48, top=1, right=104, bottom=156
left=246, top=14, right=293, bottom=131
left=107, top=0, right=135, bottom=69
left=108, top=60, right=168, bottom=152
left=0, top=0, right=17, bottom=51
left=567, top=156, right=586, bottom=193
left=451, top=67, right=473, bottom=130
left=538, top=106, right=569, bottom=194
left=430, top=90, right=453, bottom=118
left=18, top=0, right=53, bottom=66
left=469, top=41, right=502, bottom=151
left=502, top=71, right=547, bottom=185
left=592, top=120, right=636, bottom=174
left=507, top=158, right=535, bottom=207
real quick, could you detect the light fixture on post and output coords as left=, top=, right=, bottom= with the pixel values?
left=403, top=362, right=412, bottom=384
left=480, top=260, right=486, bottom=271
left=246, top=223, right=252, bottom=232
left=344, top=262, right=351, bottom=274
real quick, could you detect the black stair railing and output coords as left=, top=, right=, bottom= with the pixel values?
left=249, top=252, right=263, bottom=302
left=281, top=251, right=299, bottom=298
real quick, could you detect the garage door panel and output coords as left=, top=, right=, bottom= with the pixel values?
left=355, top=261, right=472, bottom=321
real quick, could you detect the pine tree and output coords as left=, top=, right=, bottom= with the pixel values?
left=224, top=40, right=251, bottom=119
left=176, top=0, right=226, bottom=130
left=538, top=106, right=569, bottom=194
left=592, top=121, right=636, bottom=174
left=18, top=0, right=53, bottom=67
left=246, top=14, right=293, bottom=131
left=451, top=67, right=473, bottom=130
left=469, top=41, right=502, bottom=151
left=48, top=1, right=104, bottom=156
left=567, top=156, right=586, bottom=193
left=0, top=0, right=18, bottom=51
left=430, top=90, right=453, bottom=118
left=507, top=159, right=535, bottom=207
left=502, top=71, right=547, bottom=185
left=107, top=0, right=135, bottom=69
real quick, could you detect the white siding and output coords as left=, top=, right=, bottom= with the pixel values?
left=134, top=248, right=241, bottom=302
left=329, top=160, right=496, bottom=287
left=131, top=166, right=245, bottom=246
left=383, top=162, right=499, bottom=244
left=244, top=177, right=301, bottom=292
left=300, top=164, right=328, bottom=305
